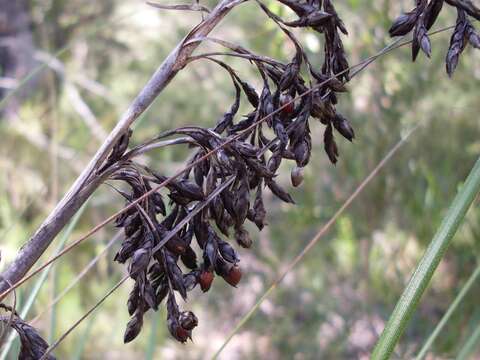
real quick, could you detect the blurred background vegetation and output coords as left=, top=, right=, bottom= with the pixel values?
left=1, top=0, right=480, bottom=359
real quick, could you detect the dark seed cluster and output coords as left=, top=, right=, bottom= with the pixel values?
left=99, top=0, right=356, bottom=345
left=0, top=307, right=55, bottom=359
left=389, top=0, right=480, bottom=75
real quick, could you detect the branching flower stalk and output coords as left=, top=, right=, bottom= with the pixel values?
left=1, top=0, right=480, bottom=353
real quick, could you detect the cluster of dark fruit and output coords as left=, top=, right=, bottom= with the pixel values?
left=0, top=263, right=54, bottom=360
left=389, top=0, right=480, bottom=75
left=99, top=0, right=357, bottom=345
left=0, top=314, right=56, bottom=360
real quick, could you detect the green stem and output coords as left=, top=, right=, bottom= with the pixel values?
left=372, top=156, right=480, bottom=360
left=0, top=202, right=89, bottom=360
left=457, top=322, right=480, bottom=360
left=416, top=264, right=480, bottom=359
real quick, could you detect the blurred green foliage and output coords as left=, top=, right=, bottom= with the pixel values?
left=1, top=0, right=480, bottom=359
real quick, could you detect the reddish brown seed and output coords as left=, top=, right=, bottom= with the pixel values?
left=175, top=326, right=190, bottom=343
left=223, top=265, right=242, bottom=287
left=280, top=94, right=294, bottom=114
left=199, top=270, right=214, bottom=292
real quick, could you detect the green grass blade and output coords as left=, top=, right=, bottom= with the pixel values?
left=72, top=312, right=97, bottom=360
left=457, top=322, right=480, bottom=360
left=0, top=202, right=89, bottom=360
left=372, top=156, right=480, bottom=360
left=416, top=264, right=480, bottom=359
left=48, top=264, right=59, bottom=344
left=145, top=309, right=161, bottom=360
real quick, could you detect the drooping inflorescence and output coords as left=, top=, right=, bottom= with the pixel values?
left=99, top=0, right=480, bottom=346
left=389, top=0, right=480, bottom=75
left=101, top=0, right=355, bottom=344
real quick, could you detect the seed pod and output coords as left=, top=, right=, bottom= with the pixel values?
left=412, top=17, right=431, bottom=61
left=238, top=79, right=259, bottom=107
left=165, top=251, right=187, bottom=299
left=291, top=166, right=304, bottom=187
left=124, top=311, right=144, bottom=343
left=179, top=311, right=198, bottom=331
left=253, top=185, right=267, bottom=230
left=8, top=318, right=56, bottom=360
left=273, top=118, right=289, bottom=149
left=467, top=24, right=480, bottom=48
left=233, top=175, right=250, bottom=226
left=199, top=270, right=214, bottom=292
left=143, top=280, right=157, bottom=310
left=235, top=226, right=253, bottom=248
left=181, top=246, right=198, bottom=270
left=424, top=0, right=444, bottom=30
left=152, top=192, right=166, bottom=216
left=267, top=150, right=283, bottom=173
left=104, top=128, right=132, bottom=167
left=446, top=9, right=468, bottom=77
left=267, top=179, right=295, bottom=204
left=332, top=113, right=355, bottom=141
left=127, top=281, right=140, bottom=315
left=324, top=123, right=339, bottom=164
left=129, top=248, right=150, bottom=278
left=223, top=265, right=242, bottom=287
left=218, top=239, right=240, bottom=264
left=183, top=271, right=199, bottom=291
left=389, top=10, right=418, bottom=37
left=279, top=61, right=300, bottom=91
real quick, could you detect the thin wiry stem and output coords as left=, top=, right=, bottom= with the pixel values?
left=0, top=280, right=16, bottom=348
left=212, top=122, right=422, bottom=359
left=39, top=275, right=129, bottom=360
left=0, top=24, right=456, bottom=303
left=29, top=231, right=123, bottom=326
left=416, top=262, right=480, bottom=359
left=372, top=155, right=480, bottom=359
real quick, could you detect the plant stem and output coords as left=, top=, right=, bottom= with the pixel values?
left=457, top=321, right=480, bottom=360
left=0, top=203, right=88, bottom=360
left=371, top=156, right=480, bottom=360
left=416, top=264, right=480, bottom=359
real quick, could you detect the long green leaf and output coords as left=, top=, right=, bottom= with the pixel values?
left=72, top=313, right=97, bottom=360
left=416, top=264, right=480, bottom=359
left=372, top=156, right=480, bottom=360
left=457, top=321, right=480, bottom=360
left=145, top=309, right=161, bottom=360
left=0, top=202, right=89, bottom=360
